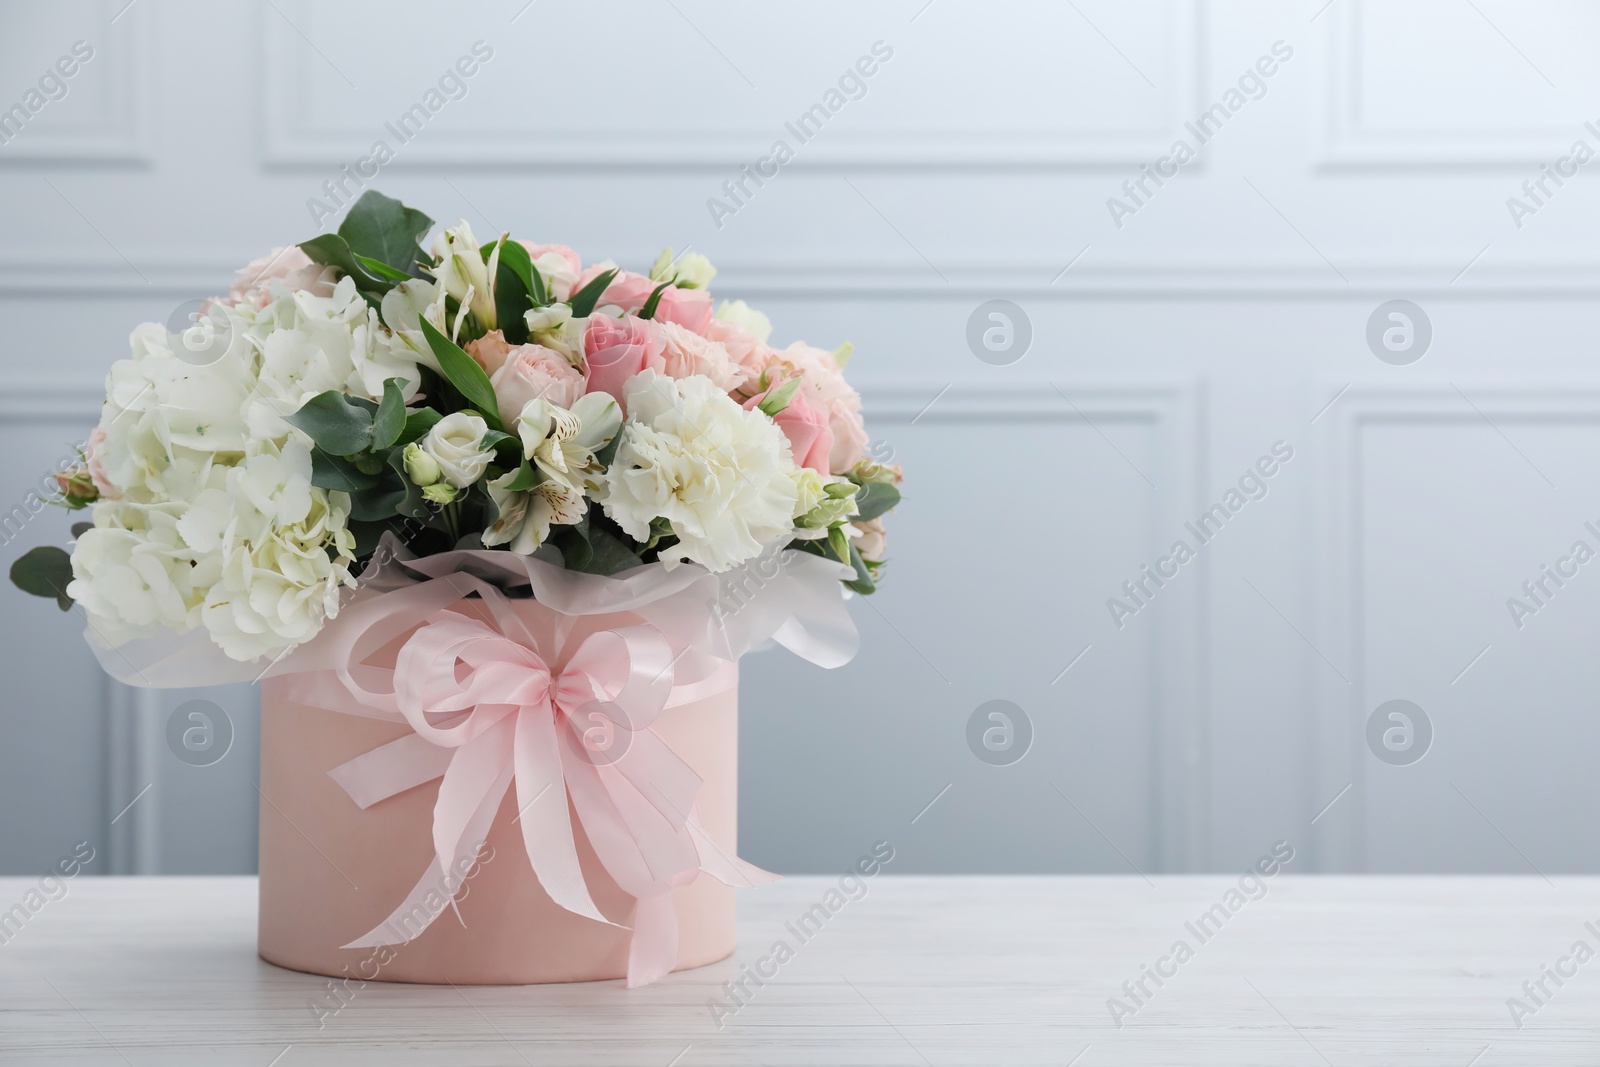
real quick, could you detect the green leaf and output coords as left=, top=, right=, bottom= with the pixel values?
left=10, top=545, right=74, bottom=610
left=354, top=254, right=413, bottom=282
left=70, top=521, right=92, bottom=539
left=594, top=430, right=623, bottom=470
left=502, top=458, right=539, bottom=492
left=637, top=281, right=671, bottom=320
left=395, top=408, right=443, bottom=447
left=309, top=450, right=383, bottom=493
left=489, top=240, right=533, bottom=345
left=348, top=474, right=412, bottom=522
left=843, top=542, right=877, bottom=595
left=298, top=234, right=399, bottom=294
left=418, top=317, right=503, bottom=431
left=336, top=190, right=434, bottom=273
left=285, top=391, right=375, bottom=456
left=567, top=267, right=618, bottom=318
left=371, top=378, right=408, bottom=449
left=756, top=377, right=802, bottom=418
left=852, top=481, right=901, bottom=522
left=583, top=522, right=644, bottom=576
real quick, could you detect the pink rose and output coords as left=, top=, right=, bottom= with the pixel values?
left=582, top=315, right=664, bottom=409
left=465, top=330, right=516, bottom=375
left=519, top=242, right=582, bottom=301
left=85, top=426, right=120, bottom=500
left=571, top=267, right=713, bottom=334
left=221, top=246, right=337, bottom=308
left=704, top=319, right=774, bottom=392
left=465, top=332, right=583, bottom=417
left=656, top=320, right=741, bottom=392
left=769, top=342, right=868, bottom=473
left=745, top=378, right=834, bottom=474
left=853, top=517, right=887, bottom=561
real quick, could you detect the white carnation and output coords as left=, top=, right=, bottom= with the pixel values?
left=598, top=371, right=798, bottom=572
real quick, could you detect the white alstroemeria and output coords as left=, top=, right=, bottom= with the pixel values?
left=483, top=473, right=587, bottom=554
left=524, top=303, right=572, bottom=334
left=713, top=299, right=772, bottom=343
left=523, top=302, right=583, bottom=364
left=517, top=392, right=621, bottom=492
left=379, top=278, right=445, bottom=373
left=421, top=411, right=494, bottom=488
left=482, top=394, right=621, bottom=555
left=428, top=220, right=497, bottom=330
left=528, top=250, right=580, bottom=302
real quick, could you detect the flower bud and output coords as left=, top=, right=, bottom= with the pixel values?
left=53, top=467, right=98, bottom=509
left=421, top=482, right=457, bottom=505
left=403, top=442, right=441, bottom=487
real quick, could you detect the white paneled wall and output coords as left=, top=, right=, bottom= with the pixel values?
left=2, top=0, right=1598, bottom=877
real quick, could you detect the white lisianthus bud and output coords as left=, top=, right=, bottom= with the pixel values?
left=648, top=248, right=675, bottom=282
left=403, top=442, right=441, bottom=486
left=648, top=249, right=717, bottom=290
left=421, top=482, right=458, bottom=505
left=714, top=299, right=772, bottom=343
left=421, top=412, right=493, bottom=488
left=672, top=253, right=716, bottom=289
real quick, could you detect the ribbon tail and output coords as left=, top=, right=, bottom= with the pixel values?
left=513, top=703, right=615, bottom=926
left=687, top=815, right=781, bottom=889
left=626, top=893, right=679, bottom=988
left=340, top=751, right=508, bottom=949
left=327, top=733, right=454, bottom=810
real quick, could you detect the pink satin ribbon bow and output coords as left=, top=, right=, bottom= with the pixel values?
left=284, top=574, right=773, bottom=987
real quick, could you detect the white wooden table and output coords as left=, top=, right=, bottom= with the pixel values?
left=1, top=875, right=1596, bottom=1065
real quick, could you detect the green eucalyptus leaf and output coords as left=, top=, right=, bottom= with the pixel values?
left=309, top=450, right=383, bottom=493
left=9, top=545, right=74, bottom=609
left=851, top=481, right=901, bottom=522
left=70, top=521, right=92, bottom=539
left=372, top=378, right=408, bottom=449
left=417, top=317, right=503, bottom=431
left=286, top=391, right=374, bottom=456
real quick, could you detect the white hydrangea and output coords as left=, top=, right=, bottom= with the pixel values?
left=598, top=371, right=798, bottom=573
left=68, top=274, right=423, bottom=662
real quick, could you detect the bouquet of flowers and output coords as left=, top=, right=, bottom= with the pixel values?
left=9, top=191, right=900, bottom=663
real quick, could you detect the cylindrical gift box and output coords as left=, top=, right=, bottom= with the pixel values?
left=256, top=599, right=739, bottom=985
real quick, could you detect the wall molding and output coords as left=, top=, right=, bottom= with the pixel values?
left=0, top=0, right=151, bottom=165
left=862, top=380, right=1209, bottom=871
left=4, top=257, right=1600, bottom=300
left=1317, top=0, right=1588, bottom=168
left=261, top=0, right=1203, bottom=169
left=1310, top=384, right=1600, bottom=870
